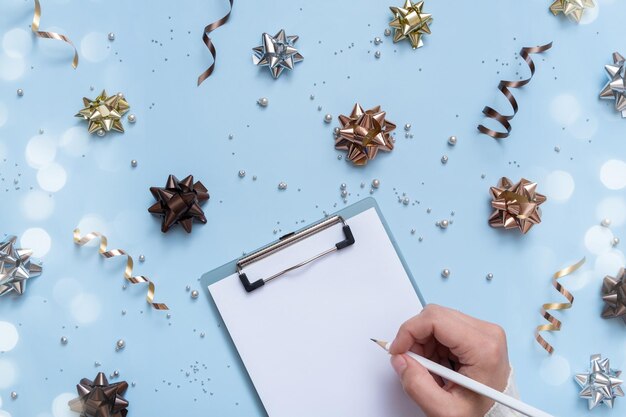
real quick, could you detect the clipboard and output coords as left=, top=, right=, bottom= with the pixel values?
left=200, top=197, right=427, bottom=417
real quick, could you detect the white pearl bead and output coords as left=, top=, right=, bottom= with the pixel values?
left=441, top=269, right=450, bottom=278
left=17, top=88, right=24, bottom=96
left=372, top=179, right=380, bottom=188
left=374, top=51, right=381, bottom=59
left=448, top=136, right=457, bottom=145
left=324, top=114, right=333, bottom=123
left=108, top=32, right=115, bottom=41
left=257, top=97, right=269, bottom=107
left=191, top=290, right=199, bottom=299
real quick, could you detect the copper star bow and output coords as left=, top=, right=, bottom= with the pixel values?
left=600, top=52, right=626, bottom=118
left=0, top=235, right=42, bottom=297
left=75, top=90, right=130, bottom=135
left=68, top=372, right=129, bottom=417
left=149, top=175, right=209, bottom=233
left=575, top=354, right=624, bottom=409
left=602, top=268, right=626, bottom=323
left=335, top=104, right=396, bottom=166
left=252, top=29, right=303, bottom=79
left=389, top=0, right=433, bottom=49
left=550, top=0, right=595, bottom=23
left=489, top=177, right=546, bottom=234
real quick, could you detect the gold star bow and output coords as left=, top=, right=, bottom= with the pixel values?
left=489, top=177, right=546, bottom=234
left=335, top=104, right=396, bottom=166
left=550, top=0, right=595, bottom=23
left=75, top=90, right=130, bottom=135
left=389, top=0, right=432, bottom=49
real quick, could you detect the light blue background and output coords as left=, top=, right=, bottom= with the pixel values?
left=0, top=0, right=625, bottom=416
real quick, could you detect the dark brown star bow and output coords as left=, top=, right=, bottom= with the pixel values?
left=602, top=268, right=626, bottom=323
left=68, top=372, right=129, bottom=417
left=335, top=103, right=396, bottom=166
left=148, top=175, right=209, bottom=233
left=489, top=177, right=546, bottom=234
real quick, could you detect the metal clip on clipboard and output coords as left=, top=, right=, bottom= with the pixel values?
left=237, top=215, right=355, bottom=292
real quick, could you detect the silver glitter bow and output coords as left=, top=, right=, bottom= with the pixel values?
left=575, top=354, right=624, bottom=409
left=252, top=29, right=303, bottom=79
left=599, top=52, right=626, bottom=117
left=0, top=235, right=43, bottom=297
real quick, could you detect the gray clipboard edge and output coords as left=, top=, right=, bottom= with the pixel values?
left=199, top=197, right=426, bottom=414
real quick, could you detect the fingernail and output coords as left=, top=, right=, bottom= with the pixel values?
left=390, top=355, right=407, bottom=375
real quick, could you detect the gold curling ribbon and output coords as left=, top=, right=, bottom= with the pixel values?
left=535, top=257, right=585, bottom=354
left=197, top=0, right=234, bottom=85
left=73, top=229, right=168, bottom=310
left=32, top=0, right=79, bottom=69
left=477, top=42, right=552, bottom=139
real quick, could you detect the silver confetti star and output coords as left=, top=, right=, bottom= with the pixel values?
left=600, top=52, right=626, bottom=117
left=0, top=236, right=43, bottom=297
left=252, top=29, right=303, bottom=79
left=575, top=354, right=624, bottom=410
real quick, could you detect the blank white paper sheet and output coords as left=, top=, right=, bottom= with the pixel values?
left=209, top=208, right=425, bottom=417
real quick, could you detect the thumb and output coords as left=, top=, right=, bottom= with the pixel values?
left=391, top=354, right=452, bottom=416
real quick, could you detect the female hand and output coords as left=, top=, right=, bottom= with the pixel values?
left=389, top=304, right=511, bottom=417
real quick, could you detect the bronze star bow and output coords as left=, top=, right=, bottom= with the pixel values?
left=389, top=0, right=433, bottom=49
left=68, top=372, right=129, bottom=417
left=550, top=0, right=595, bottom=23
left=0, top=235, right=43, bottom=297
left=148, top=175, right=209, bottom=233
left=75, top=90, right=130, bottom=135
left=335, top=104, right=396, bottom=166
left=602, top=268, right=626, bottom=323
left=489, top=177, right=546, bottom=234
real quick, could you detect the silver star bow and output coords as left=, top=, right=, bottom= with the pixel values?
left=600, top=52, right=626, bottom=117
left=252, top=29, right=303, bottom=79
left=575, top=354, right=624, bottom=409
left=0, top=235, right=43, bottom=297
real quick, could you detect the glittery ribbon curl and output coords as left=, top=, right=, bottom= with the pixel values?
left=535, top=257, right=585, bottom=354
left=32, top=0, right=79, bottom=69
left=73, top=229, right=168, bottom=310
left=197, top=0, right=234, bottom=85
left=478, top=42, right=552, bottom=139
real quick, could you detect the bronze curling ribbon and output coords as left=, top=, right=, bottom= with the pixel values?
left=32, top=0, right=79, bottom=69
left=73, top=229, right=169, bottom=310
left=478, top=42, right=552, bottom=139
left=197, top=0, right=234, bottom=85
left=535, top=257, right=585, bottom=354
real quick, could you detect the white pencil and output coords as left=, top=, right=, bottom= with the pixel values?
left=371, top=339, right=554, bottom=417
